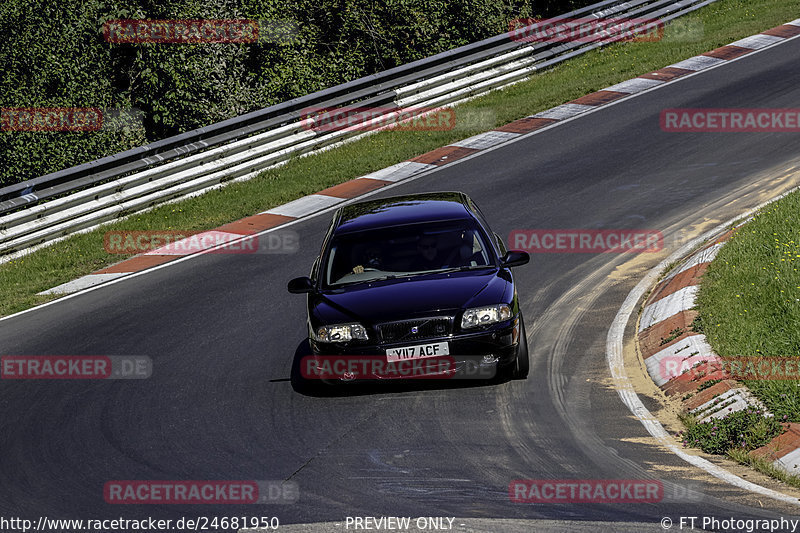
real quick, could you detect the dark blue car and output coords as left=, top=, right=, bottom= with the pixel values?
left=288, top=191, right=529, bottom=384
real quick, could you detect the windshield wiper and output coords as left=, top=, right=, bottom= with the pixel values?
left=435, top=265, right=495, bottom=274
left=368, top=274, right=400, bottom=282
left=329, top=266, right=491, bottom=288
left=327, top=274, right=400, bottom=288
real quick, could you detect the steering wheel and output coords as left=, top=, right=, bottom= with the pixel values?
left=352, top=265, right=379, bottom=274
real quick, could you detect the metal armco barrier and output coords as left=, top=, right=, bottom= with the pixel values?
left=0, top=0, right=716, bottom=257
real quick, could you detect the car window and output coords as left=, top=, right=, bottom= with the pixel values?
left=323, top=221, right=494, bottom=287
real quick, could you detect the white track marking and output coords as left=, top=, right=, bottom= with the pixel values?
left=358, top=161, right=435, bottom=182
left=731, top=34, right=785, bottom=49
left=603, top=78, right=664, bottom=93
left=777, top=449, right=800, bottom=475
left=639, top=285, right=698, bottom=332
left=449, top=131, right=520, bottom=150
left=664, top=242, right=723, bottom=281
left=37, top=273, right=129, bottom=295
left=644, top=335, right=719, bottom=386
left=532, top=103, right=595, bottom=120
left=669, top=55, right=726, bottom=71
left=262, top=194, right=343, bottom=217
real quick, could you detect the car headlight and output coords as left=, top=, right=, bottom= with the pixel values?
left=313, top=323, right=369, bottom=342
left=461, top=304, right=512, bottom=329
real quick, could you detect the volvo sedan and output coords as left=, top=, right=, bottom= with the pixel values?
left=288, top=191, right=530, bottom=384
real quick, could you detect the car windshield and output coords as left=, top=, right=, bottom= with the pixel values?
left=323, top=220, right=494, bottom=287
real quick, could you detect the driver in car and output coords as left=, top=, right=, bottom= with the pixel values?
left=352, top=245, right=383, bottom=274
left=409, top=235, right=442, bottom=272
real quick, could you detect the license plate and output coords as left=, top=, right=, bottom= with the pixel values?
left=386, top=342, right=449, bottom=362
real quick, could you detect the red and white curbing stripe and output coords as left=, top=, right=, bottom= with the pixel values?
left=638, top=235, right=729, bottom=396
left=39, top=18, right=800, bottom=296
left=638, top=231, right=800, bottom=476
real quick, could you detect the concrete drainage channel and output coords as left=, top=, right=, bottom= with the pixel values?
left=608, top=186, right=800, bottom=506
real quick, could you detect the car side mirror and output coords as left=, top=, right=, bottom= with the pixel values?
left=288, top=276, right=315, bottom=294
left=500, top=250, right=530, bottom=268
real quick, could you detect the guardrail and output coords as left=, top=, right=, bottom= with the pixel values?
left=0, top=0, right=716, bottom=257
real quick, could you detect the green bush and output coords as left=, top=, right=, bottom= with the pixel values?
left=0, top=0, right=595, bottom=186
left=0, top=0, right=147, bottom=186
left=682, top=408, right=783, bottom=455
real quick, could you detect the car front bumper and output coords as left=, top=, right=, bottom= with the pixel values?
left=306, top=318, right=521, bottom=382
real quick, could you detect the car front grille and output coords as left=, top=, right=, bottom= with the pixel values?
left=376, top=317, right=453, bottom=343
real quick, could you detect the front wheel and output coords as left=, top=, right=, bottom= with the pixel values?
left=497, top=316, right=529, bottom=381
left=511, top=316, right=529, bottom=379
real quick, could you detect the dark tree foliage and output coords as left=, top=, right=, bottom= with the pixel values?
left=0, top=0, right=594, bottom=186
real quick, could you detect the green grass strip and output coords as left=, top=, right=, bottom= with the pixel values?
left=697, top=191, right=800, bottom=423
left=728, top=447, right=800, bottom=490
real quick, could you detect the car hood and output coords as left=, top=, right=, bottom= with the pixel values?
left=310, top=269, right=511, bottom=324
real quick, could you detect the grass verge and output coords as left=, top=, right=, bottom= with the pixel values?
left=2, top=0, right=799, bottom=317
left=696, top=190, right=800, bottom=423
left=680, top=189, right=800, bottom=483
left=727, top=447, right=800, bottom=490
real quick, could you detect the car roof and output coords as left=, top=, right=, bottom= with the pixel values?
left=333, top=192, right=476, bottom=234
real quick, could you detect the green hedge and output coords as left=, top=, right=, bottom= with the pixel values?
left=0, top=0, right=595, bottom=187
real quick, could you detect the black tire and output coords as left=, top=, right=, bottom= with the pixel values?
left=511, top=316, right=529, bottom=380
left=496, top=315, right=529, bottom=381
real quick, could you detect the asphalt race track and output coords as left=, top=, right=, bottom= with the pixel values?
left=2, top=35, right=800, bottom=532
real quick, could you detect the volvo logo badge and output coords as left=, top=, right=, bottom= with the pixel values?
left=411, top=326, right=419, bottom=334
